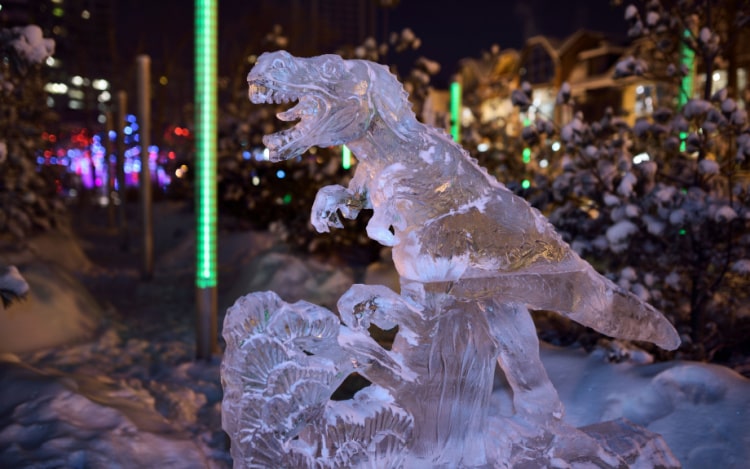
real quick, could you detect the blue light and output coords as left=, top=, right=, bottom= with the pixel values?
left=36, top=156, right=45, bottom=164
left=131, top=123, right=139, bottom=132
left=124, top=126, right=133, bottom=135
left=127, top=114, right=136, bottom=123
left=108, top=130, right=117, bottom=140
left=50, top=157, right=58, bottom=164
left=276, top=169, right=286, bottom=179
left=242, top=151, right=251, bottom=160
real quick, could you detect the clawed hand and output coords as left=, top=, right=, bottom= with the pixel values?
left=311, top=184, right=364, bottom=233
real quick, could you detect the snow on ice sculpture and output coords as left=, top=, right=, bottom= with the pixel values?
left=221, top=50, right=682, bottom=468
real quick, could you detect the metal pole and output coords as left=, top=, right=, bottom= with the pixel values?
left=137, top=55, right=154, bottom=279
left=116, top=90, right=129, bottom=248
left=105, top=111, right=116, bottom=228
left=194, top=0, right=218, bottom=359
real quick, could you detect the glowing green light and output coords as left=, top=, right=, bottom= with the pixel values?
left=522, top=117, right=532, bottom=164
left=679, top=131, right=688, bottom=152
left=52, top=7, right=64, bottom=17
left=450, top=81, right=462, bottom=143
left=195, top=0, right=217, bottom=289
left=521, top=179, right=531, bottom=189
left=342, top=145, right=351, bottom=170
left=678, top=29, right=695, bottom=108
left=679, top=229, right=686, bottom=235
left=282, top=193, right=292, bottom=204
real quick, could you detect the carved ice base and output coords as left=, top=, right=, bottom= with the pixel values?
left=221, top=290, right=680, bottom=468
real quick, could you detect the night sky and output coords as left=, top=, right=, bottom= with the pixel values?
left=113, top=0, right=629, bottom=89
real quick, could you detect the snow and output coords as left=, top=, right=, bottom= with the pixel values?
left=731, top=259, right=750, bottom=275
left=0, top=201, right=748, bottom=468
left=605, top=220, right=638, bottom=252
left=9, top=25, right=55, bottom=65
left=0, top=261, right=100, bottom=353
left=527, top=345, right=750, bottom=468
left=714, top=205, right=738, bottom=222
left=698, top=159, right=720, bottom=175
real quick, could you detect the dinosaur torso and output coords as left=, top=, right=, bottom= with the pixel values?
left=345, top=119, right=572, bottom=284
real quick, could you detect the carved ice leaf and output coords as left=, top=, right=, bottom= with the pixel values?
left=265, top=362, right=336, bottom=396
left=239, top=336, right=291, bottom=390
left=267, top=300, right=341, bottom=353
left=223, top=291, right=283, bottom=347
left=320, top=386, right=413, bottom=467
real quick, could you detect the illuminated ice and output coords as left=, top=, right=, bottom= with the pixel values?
left=222, top=51, right=681, bottom=468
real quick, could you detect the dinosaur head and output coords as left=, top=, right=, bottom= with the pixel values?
left=247, top=50, right=374, bottom=161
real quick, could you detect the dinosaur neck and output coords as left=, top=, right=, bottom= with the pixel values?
left=346, top=112, right=423, bottom=165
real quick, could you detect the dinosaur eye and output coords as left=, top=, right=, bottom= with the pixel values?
left=322, top=60, right=342, bottom=77
left=271, top=58, right=285, bottom=70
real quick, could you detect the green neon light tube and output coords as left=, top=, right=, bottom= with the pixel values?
left=342, top=145, right=351, bottom=170
left=195, top=0, right=217, bottom=289
left=678, top=29, right=695, bottom=108
left=450, top=81, right=462, bottom=143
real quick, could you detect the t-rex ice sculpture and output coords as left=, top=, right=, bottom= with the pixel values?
left=221, top=50, right=681, bottom=468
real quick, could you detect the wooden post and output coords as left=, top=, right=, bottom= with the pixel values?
left=137, top=55, right=154, bottom=279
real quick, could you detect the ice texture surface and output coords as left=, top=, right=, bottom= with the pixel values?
left=222, top=50, right=682, bottom=467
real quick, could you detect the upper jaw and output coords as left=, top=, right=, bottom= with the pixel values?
left=247, top=80, right=301, bottom=105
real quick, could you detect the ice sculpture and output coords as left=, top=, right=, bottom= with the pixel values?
left=221, top=50, right=682, bottom=468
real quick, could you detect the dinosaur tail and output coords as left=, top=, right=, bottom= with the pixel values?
left=550, top=267, right=681, bottom=351
left=453, top=265, right=681, bottom=351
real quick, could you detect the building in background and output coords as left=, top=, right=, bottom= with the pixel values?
left=457, top=28, right=749, bottom=131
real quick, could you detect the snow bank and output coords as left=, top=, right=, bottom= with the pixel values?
left=489, top=344, right=750, bottom=468
left=0, top=262, right=102, bottom=353
left=0, top=357, right=211, bottom=468
left=0, top=222, right=104, bottom=354
left=223, top=250, right=354, bottom=312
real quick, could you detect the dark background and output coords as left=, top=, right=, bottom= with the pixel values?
left=114, top=0, right=628, bottom=88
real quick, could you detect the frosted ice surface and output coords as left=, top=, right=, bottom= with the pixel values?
left=222, top=51, right=682, bottom=467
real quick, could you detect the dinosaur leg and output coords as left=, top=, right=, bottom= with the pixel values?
left=486, top=300, right=564, bottom=422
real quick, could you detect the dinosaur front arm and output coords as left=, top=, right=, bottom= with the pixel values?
left=310, top=184, right=367, bottom=233
left=310, top=165, right=371, bottom=233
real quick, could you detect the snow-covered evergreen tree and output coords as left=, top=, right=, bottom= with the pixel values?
left=503, top=1, right=750, bottom=361
left=0, top=25, right=62, bottom=242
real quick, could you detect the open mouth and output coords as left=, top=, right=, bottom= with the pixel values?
left=248, top=81, right=322, bottom=159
